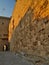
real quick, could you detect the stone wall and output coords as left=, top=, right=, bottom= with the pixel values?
left=10, top=7, right=49, bottom=57
left=0, top=16, right=10, bottom=51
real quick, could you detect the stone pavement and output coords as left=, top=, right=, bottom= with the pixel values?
left=0, top=52, right=49, bottom=65
left=0, top=52, right=33, bottom=65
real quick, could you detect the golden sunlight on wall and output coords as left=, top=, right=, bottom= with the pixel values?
left=9, top=0, right=49, bottom=41
left=9, top=0, right=32, bottom=41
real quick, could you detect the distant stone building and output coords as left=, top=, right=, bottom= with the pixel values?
left=9, top=0, right=49, bottom=57
left=0, top=16, right=10, bottom=51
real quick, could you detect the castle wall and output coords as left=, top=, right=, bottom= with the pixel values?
left=9, top=0, right=49, bottom=56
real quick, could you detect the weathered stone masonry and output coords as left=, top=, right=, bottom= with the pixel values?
left=10, top=7, right=49, bottom=57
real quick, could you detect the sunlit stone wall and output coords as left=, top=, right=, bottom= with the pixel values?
left=9, top=0, right=49, bottom=56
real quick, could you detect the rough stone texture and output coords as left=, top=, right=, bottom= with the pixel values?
left=10, top=7, right=49, bottom=57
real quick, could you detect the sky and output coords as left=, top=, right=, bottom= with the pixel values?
left=0, top=0, right=15, bottom=17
